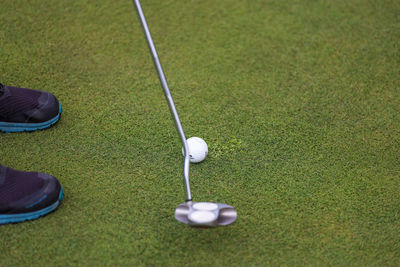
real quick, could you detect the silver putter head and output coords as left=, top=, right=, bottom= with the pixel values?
left=175, top=201, right=237, bottom=227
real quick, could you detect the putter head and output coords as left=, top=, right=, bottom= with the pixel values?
left=174, top=201, right=237, bottom=227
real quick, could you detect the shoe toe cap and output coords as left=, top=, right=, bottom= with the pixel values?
left=26, top=91, right=60, bottom=123
left=32, top=172, right=62, bottom=210
left=2, top=172, right=63, bottom=214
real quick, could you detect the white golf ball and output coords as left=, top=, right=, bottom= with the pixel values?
left=182, top=137, right=208, bottom=163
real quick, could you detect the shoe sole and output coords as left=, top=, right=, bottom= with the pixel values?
left=0, top=186, right=64, bottom=225
left=0, top=104, right=62, bottom=133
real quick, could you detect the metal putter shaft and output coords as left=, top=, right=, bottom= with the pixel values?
left=133, top=0, right=192, bottom=202
left=133, top=0, right=237, bottom=227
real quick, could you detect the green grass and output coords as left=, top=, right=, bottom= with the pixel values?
left=0, top=0, right=399, bottom=265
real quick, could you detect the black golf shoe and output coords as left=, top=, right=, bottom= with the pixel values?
left=0, top=83, right=62, bottom=133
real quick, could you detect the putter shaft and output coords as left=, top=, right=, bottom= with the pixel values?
left=133, top=0, right=192, bottom=201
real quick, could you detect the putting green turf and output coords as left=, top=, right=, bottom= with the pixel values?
left=1, top=0, right=399, bottom=265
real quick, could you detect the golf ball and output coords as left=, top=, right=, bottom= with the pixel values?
left=182, top=137, right=208, bottom=163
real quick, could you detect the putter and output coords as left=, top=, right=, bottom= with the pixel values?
left=133, top=0, right=237, bottom=227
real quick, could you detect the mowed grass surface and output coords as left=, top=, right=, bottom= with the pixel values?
left=0, top=0, right=399, bottom=265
